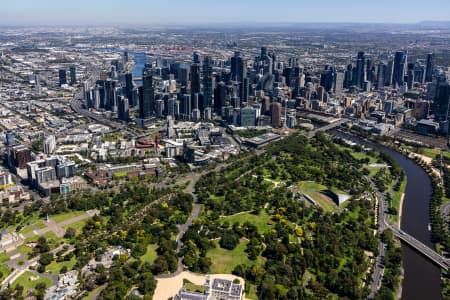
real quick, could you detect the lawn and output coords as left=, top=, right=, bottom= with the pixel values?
left=12, top=271, right=52, bottom=296
left=46, top=256, right=76, bottom=275
left=18, top=245, right=32, bottom=256
left=420, top=147, right=440, bottom=159
left=140, top=244, right=158, bottom=264
left=245, top=284, right=258, bottom=300
left=51, top=211, right=85, bottom=223
left=350, top=151, right=376, bottom=163
left=24, top=235, right=39, bottom=244
left=298, top=181, right=328, bottom=191
left=44, top=231, right=65, bottom=248
left=63, top=219, right=88, bottom=235
left=390, top=176, right=407, bottom=224
left=0, top=264, right=11, bottom=281
left=298, top=181, right=338, bottom=212
left=183, top=279, right=205, bottom=293
left=220, top=211, right=272, bottom=233
left=419, top=148, right=450, bottom=160
left=206, top=240, right=265, bottom=274
left=0, top=252, right=9, bottom=263
left=19, top=220, right=47, bottom=235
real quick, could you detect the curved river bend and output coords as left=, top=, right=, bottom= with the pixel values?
left=334, top=132, right=441, bottom=300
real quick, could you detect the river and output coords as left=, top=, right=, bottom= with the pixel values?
left=94, top=48, right=148, bottom=86
left=333, top=131, right=441, bottom=300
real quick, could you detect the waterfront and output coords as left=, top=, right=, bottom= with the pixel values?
left=334, top=131, right=441, bottom=300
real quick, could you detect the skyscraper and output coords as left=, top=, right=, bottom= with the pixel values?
left=193, top=52, right=201, bottom=64
left=240, top=107, right=257, bottom=127
left=202, top=56, right=213, bottom=109
left=214, top=81, right=226, bottom=116
left=407, top=63, right=415, bottom=89
left=434, top=81, right=450, bottom=122
left=240, top=77, right=249, bottom=104
left=414, top=62, right=425, bottom=84
left=271, top=102, right=282, bottom=128
left=355, top=52, right=365, bottom=89
left=385, top=59, right=394, bottom=86
left=377, top=62, right=387, bottom=89
left=70, top=65, right=76, bottom=85
left=190, top=64, right=201, bottom=95
left=139, top=71, right=154, bottom=119
left=59, top=69, right=67, bottom=86
left=231, top=51, right=244, bottom=82
left=118, top=96, right=130, bottom=121
left=393, top=51, right=407, bottom=87
left=333, top=71, right=345, bottom=95
left=104, top=80, right=116, bottom=111
left=425, top=53, right=434, bottom=83
left=320, top=66, right=334, bottom=92
left=181, top=94, right=192, bottom=119
left=344, top=64, right=353, bottom=88
left=125, top=73, right=133, bottom=106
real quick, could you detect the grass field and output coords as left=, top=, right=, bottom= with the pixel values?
left=12, top=271, right=52, bottom=296
left=220, top=211, right=272, bottom=233
left=183, top=279, right=205, bottom=293
left=51, top=211, right=85, bottom=223
left=24, top=235, right=39, bottom=244
left=18, top=245, right=32, bottom=256
left=63, top=219, right=88, bottom=235
left=206, top=240, right=265, bottom=274
left=19, top=220, right=47, bottom=235
left=0, top=264, right=11, bottom=281
left=350, top=151, right=376, bottom=163
left=390, top=177, right=407, bottom=224
left=418, top=148, right=450, bottom=160
left=46, top=256, right=76, bottom=275
left=44, top=231, right=65, bottom=248
left=140, top=244, right=158, bottom=264
left=0, top=252, right=9, bottom=263
left=245, top=284, right=258, bottom=299
left=298, top=181, right=338, bottom=212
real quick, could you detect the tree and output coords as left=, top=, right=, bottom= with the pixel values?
left=64, top=227, right=77, bottom=238
left=138, top=272, right=156, bottom=295
left=39, top=253, right=53, bottom=266
left=246, top=237, right=261, bottom=260
left=219, top=231, right=239, bottom=250
left=34, top=236, right=50, bottom=254
left=152, top=256, right=169, bottom=274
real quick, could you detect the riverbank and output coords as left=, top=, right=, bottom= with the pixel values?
left=398, top=193, right=405, bottom=229
left=333, top=130, right=441, bottom=299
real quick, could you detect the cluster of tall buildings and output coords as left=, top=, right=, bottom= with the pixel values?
left=59, top=65, right=77, bottom=86
left=80, top=47, right=448, bottom=132
left=81, top=48, right=299, bottom=128
left=343, top=51, right=434, bottom=91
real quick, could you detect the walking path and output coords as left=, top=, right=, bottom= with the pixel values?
left=398, top=193, right=405, bottom=229
left=22, top=209, right=100, bottom=239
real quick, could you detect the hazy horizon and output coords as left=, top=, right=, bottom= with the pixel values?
left=1, top=0, right=450, bottom=26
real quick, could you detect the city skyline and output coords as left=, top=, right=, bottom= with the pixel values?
left=1, top=0, right=450, bottom=26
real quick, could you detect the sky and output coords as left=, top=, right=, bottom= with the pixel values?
left=1, top=0, right=450, bottom=26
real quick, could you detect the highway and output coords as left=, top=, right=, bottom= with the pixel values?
left=368, top=184, right=388, bottom=299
